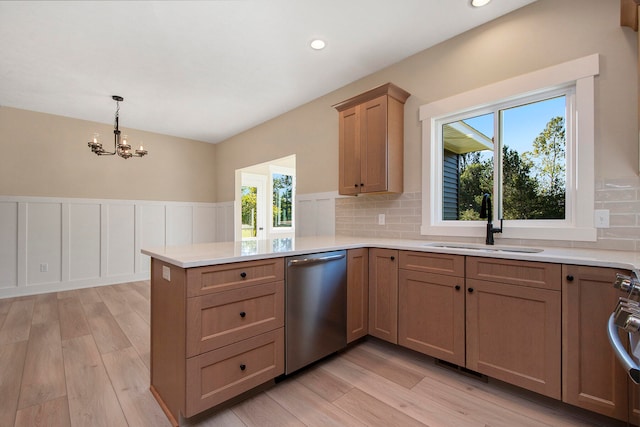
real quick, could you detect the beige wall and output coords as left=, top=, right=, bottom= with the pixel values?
left=214, top=0, right=638, bottom=202
left=0, top=107, right=217, bottom=202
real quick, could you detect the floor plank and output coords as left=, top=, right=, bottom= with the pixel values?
left=0, top=340, right=28, bottom=427
left=130, top=280, right=151, bottom=301
left=32, top=292, right=60, bottom=324
left=334, top=387, right=428, bottom=427
left=342, top=344, right=425, bottom=389
left=76, top=287, right=102, bottom=306
left=83, top=301, right=131, bottom=354
left=294, top=364, right=353, bottom=402
left=95, top=285, right=133, bottom=317
left=231, top=393, right=305, bottom=427
left=102, top=346, right=172, bottom=427
left=18, top=321, right=66, bottom=409
left=62, top=334, right=128, bottom=427
left=321, top=356, right=481, bottom=426
left=267, top=378, right=368, bottom=427
left=57, top=297, right=90, bottom=341
left=117, top=286, right=151, bottom=324
left=0, top=298, right=34, bottom=345
left=114, top=310, right=151, bottom=369
left=14, top=396, right=71, bottom=427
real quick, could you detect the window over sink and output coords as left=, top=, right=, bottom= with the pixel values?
left=420, top=54, right=599, bottom=242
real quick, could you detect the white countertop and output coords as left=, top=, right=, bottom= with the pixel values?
left=142, top=236, right=640, bottom=272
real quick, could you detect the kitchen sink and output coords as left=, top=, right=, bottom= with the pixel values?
left=423, top=242, right=543, bottom=253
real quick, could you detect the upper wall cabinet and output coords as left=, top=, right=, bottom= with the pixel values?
left=333, top=83, right=410, bottom=196
left=620, top=0, right=640, bottom=172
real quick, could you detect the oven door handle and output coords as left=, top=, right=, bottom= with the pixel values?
left=607, top=313, right=640, bottom=384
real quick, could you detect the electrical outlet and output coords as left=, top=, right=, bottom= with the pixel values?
left=162, top=265, right=171, bottom=281
left=39, top=263, right=48, bottom=273
left=594, top=209, right=610, bottom=228
left=378, top=213, right=385, bottom=225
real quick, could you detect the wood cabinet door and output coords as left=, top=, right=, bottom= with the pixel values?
left=347, top=248, right=369, bottom=343
left=359, top=95, right=388, bottom=194
left=398, top=270, right=465, bottom=366
left=368, top=248, right=398, bottom=343
left=562, top=265, right=630, bottom=421
left=338, top=105, right=360, bottom=195
left=466, top=279, right=561, bottom=399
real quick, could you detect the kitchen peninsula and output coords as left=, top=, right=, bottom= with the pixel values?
left=143, top=237, right=640, bottom=426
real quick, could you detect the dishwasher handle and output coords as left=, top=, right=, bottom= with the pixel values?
left=288, top=253, right=345, bottom=266
left=607, top=313, right=640, bottom=384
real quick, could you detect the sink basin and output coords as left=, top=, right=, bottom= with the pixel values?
left=423, top=242, right=543, bottom=253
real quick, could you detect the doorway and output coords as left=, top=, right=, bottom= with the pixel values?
left=235, top=155, right=296, bottom=241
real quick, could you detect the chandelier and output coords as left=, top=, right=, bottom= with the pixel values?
left=87, top=95, right=148, bottom=159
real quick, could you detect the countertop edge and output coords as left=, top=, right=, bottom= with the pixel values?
left=141, top=237, right=640, bottom=272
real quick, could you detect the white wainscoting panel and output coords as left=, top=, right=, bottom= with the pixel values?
left=107, top=203, right=136, bottom=277
left=193, top=206, right=217, bottom=244
left=139, top=204, right=166, bottom=274
left=68, top=203, right=101, bottom=281
left=0, top=201, right=18, bottom=289
left=0, top=196, right=230, bottom=299
left=296, top=192, right=337, bottom=237
left=215, top=202, right=235, bottom=242
left=166, top=205, right=193, bottom=246
left=26, top=202, right=62, bottom=287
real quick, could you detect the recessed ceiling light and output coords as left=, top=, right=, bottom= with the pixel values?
left=310, top=39, right=326, bottom=50
left=471, top=0, right=491, bottom=7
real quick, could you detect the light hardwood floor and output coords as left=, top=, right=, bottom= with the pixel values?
left=0, top=281, right=628, bottom=427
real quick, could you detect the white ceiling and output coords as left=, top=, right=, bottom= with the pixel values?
left=0, top=0, right=537, bottom=144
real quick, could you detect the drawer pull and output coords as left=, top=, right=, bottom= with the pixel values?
left=240, top=272, right=247, bottom=278
left=240, top=311, right=246, bottom=318
left=455, top=285, right=461, bottom=291
left=566, top=275, right=574, bottom=282
left=468, top=287, right=474, bottom=293
left=240, top=364, right=246, bottom=371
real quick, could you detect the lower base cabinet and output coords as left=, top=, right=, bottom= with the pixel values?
left=562, top=264, right=633, bottom=422
left=368, top=248, right=398, bottom=343
left=347, top=248, right=369, bottom=343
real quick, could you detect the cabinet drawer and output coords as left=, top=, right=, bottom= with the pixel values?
left=466, top=257, right=560, bottom=290
left=399, top=251, right=464, bottom=277
left=185, top=328, right=284, bottom=417
left=186, top=258, right=284, bottom=297
left=186, top=281, right=284, bottom=357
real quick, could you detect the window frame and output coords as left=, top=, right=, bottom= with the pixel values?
left=419, top=54, right=599, bottom=242
left=268, top=165, right=295, bottom=235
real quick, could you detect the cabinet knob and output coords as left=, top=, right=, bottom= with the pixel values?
left=566, top=275, right=574, bottom=282
left=390, top=256, right=395, bottom=261
left=240, top=311, right=246, bottom=318
left=455, top=285, right=461, bottom=291
left=240, top=272, right=247, bottom=278
left=468, top=287, right=474, bottom=293
left=360, top=183, right=364, bottom=187
left=355, top=183, right=359, bottom=187
left=240, top=364, right=246, bottom=371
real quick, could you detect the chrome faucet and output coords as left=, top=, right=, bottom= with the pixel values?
left=480, top=193, right=502, bottom=245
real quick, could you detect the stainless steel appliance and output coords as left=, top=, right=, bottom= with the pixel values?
left=608, top=272, right=640, bottom=384
left=285, top=250, right=347, bottom=374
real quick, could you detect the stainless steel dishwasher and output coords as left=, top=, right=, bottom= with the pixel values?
left=285, top=250, right=347, bottom=374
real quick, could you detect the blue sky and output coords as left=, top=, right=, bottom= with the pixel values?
left=464, top=95, right=565, bottom=155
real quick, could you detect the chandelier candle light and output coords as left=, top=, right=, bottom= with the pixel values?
left=87, top=95, right=148, bottom=159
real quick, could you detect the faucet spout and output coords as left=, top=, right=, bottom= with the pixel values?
left=479, top=193, right=502, bottom=245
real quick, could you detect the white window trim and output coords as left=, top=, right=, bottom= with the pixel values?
left=268, top=165, right=296, bottom=236
left=419, top=54, right=599, bottom=242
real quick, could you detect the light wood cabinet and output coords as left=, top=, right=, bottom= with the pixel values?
left=333, top=83, right=410, bottom=196
left=398, top=252, right=465, bottom=366
left=562, top=264, right=631, bottom=422
left=150, top=258, right=285, bottom=425
left=347, top=248, right=369, bottom=343
left=466, top=257, right=561, bottom=399
left=368, top=248, right=398, bottom=343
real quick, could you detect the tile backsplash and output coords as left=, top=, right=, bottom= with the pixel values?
left=335, top=176, right=640, bottom=251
